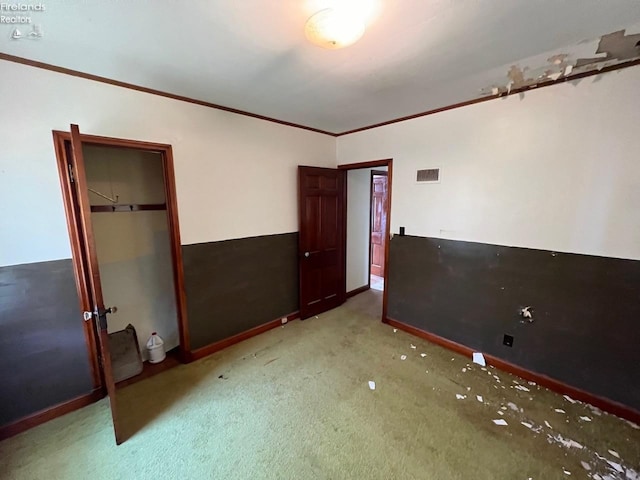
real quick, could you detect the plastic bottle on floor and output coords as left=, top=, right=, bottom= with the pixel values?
left=146, top=332, right=166, bottom=364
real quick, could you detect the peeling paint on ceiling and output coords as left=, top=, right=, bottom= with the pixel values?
left=576, top=30, right=640, bottom=67
left=480, top=28, right=640, bottom=99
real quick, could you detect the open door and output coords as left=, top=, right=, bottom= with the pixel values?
left=370, top=172, right=388, bottom=278
left=298, top=166, right=346, bottom=319
left=68, top=124, right=123, bottom=444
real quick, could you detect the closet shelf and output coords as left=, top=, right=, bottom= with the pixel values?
left=90, top=203, right=167, bottom=213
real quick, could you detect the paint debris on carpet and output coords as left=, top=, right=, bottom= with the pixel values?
left=389, top=327, right=639, bottom=480
left=472, top=352, right=486, bottom=366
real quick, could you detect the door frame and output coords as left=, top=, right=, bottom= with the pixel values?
left=338, top=159, right=393, bottom=322
left=52, top=129, right=190, bottom=390
left=369, top=170, right=388, bottom=280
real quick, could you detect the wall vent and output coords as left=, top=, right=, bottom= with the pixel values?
left=416, top=168, right=440, bottom=183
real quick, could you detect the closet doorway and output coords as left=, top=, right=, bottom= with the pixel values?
left=53, top=125, right=189, bottom=444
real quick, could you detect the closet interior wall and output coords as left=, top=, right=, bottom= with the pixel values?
left=84, top=145, right=178, bottom=360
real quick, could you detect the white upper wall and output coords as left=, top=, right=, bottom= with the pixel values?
left=0, top=61, right=336, bottom=267
left=337, top=66, right=640, bottom=261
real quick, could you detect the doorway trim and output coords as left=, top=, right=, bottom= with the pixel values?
left=338, top=159, right=393, bottom=322
left=52, top=129, right=190, bottom=389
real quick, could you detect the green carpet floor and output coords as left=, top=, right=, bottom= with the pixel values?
left=1, top=290, right=638, bottom=479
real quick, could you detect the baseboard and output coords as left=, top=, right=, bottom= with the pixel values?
left=189, top=311, right=300, bottom=362
left=0, top=388, right=104, bottom=441
left=385, top=317, right=640, bottom=425
left=346, top=284, right=370, bottom=298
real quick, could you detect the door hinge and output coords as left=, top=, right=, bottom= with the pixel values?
left=68, top=163, right=75, bottom=183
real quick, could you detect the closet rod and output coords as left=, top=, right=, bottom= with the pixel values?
left=90, top=203, right=167, bottom=213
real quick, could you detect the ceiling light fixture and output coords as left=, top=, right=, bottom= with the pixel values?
left=304, top=8, right=365, bottom=49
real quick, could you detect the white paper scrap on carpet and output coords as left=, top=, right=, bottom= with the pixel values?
left=368, top=381, right=376, bottom=390
left=493, top=419, right=508, bottom=426
left=473, top=352, right=486, bottom=366
left=606, top=461, right=623, bottom=473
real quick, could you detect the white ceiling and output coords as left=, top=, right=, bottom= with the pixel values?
left=2, top=0, right=640, bottom=134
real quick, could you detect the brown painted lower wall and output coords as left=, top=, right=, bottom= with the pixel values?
left=0, top=259, right=94, bottom=427
left=0, top=389, right=103, bottom=441
left=0, top=233, right=300, bottom=437
left=387, top=235, right=640, bottom=412
left=182, top=233, right=299, bottom=350
left=190, top=311, right=299, bottom=362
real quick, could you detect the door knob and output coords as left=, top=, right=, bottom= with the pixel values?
left=95, top=306, right=117, bottom=317
left=94, top=306, right=117, bottom=330
left=304, top=252, right=310, bottom=258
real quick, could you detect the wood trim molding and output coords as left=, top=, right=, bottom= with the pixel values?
left=189, top=311, right=300, bottom=362
left=0, top=389, right=103, bottom=441
left=52, top=131, right=102, bottom=389
left=53, top=129, right=173, bottom=151
left=338, top=159, right=393, bottom=170
left=336, top=58, right=640, bottom=136
left=161, top=145, right=191, bottom=359
left=1, top=53, right=336, bottom=137
left=347, top=285, right=370, bottom=298
left=385, top=317, right=640, bottom=425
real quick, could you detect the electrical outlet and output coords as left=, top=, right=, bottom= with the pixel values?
left=503, top=334, right=514, bottom=347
